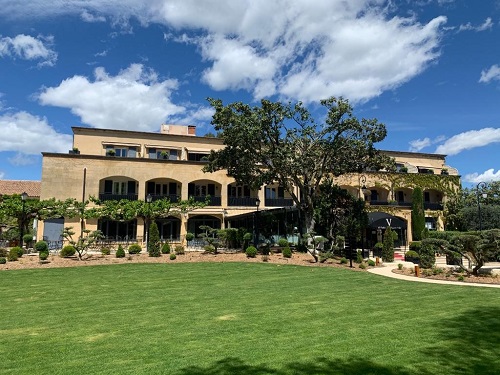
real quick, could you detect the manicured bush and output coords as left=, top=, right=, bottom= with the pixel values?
left=12, top=246, right=24, bottom=258
left=116, top=245, right=125, bottom=258
left=409, top=241, right=422, bottom=252
left=8, top=248, right=18, bottom=261
left=101, top=247, right=111, bottom=255
left=382, top=227, right=396, bottom=262
left=0, top=257, right=6, bottom=264
left=398, top=263, right=404, bottom=270
left=356, top=250, right=363, bottom=264
left=60, top=245, right=76, bottom=258
left=39, top=252, right=48, bottom=261
left=278, top=238, right=289, bottom=247
left=175, top=245, right=185, bottom=255
left=367, top=259, right=375, bottom=266
left=340, top=257, right=348, bottom=264
left=359, top=263, right=366, bottom=269
left=204, top=244, right=216, bottom=254
left=148, top=222, right=161, bottom=257
left=0, top=248, right=7, bottom=257
left=245, top=246, right=257, bottom=258
left=296, top=242, right=308, bottom=253
left=169, top=253, right=176, bottom=260
left=23, top=234, right=34, bottom=246
left=185, top=232, right=195, bottom=242
left=418, top=241, right=436, bottom=269
left=282, top=246, right=292, bottom=258
left=404, top=250, right=420, bottom=263
left=161, top=242, right=171, bottom=254
left=35, top=241, right=49, bottom=253
left=128, top=244, right=142, bottom=254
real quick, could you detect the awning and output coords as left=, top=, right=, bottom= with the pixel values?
left=368, top=212, right=407, bottom=230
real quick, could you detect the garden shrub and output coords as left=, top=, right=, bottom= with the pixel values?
left=359, top=263, right=366, bottom=269
left=175, top=245, right=185, bottom=255
left=12, top=246, right=23, bottom=258
left=409, top=241, right=421, bottom=252
left=60, top=245, right=76, bottom=258
left=0, top=248, right=7, bottom=257
left=128, top=244, right=142, bottom=254
left=356, top=250, right=363, bottom=264
left=418, top=241, right=437, bottom=269
left=39, top=252, right=48, bottom=261
left=278, top=238, right=289, bottom=247
left=8, top=248, right=18, bottom=261
left=169, top=253, right=176, bottom=260
left=367, top=259, right=375, bottom=267
left=260, top=244, right=270, bottom=255
left=35, top=241, right=49, bottom=253
left=204, top=244, right=216, bottom=254
left=23, top=234, right=33, bottom=246
left=0, top=257, right=6, bottom=264
left=116, top=245, right=125, bottom=258
left=148, top=222, right=161, bottom=257
left=340, top=257, right=348, bottom=264
left=161, top=242, right=171, bottom=254
left=398, top=263, right=403, bottom=270
left=404, top=250, right=420, bottom=263
left=382, top=227, right=396, bottom=262
left=185, top=232, right=195, bottom=242
left=282, top=246, right=292, bottom=258
left=296, top=242, right=308, bottom=253
left=101, top=247, right=111, bottom=255
left=245, top=246, right=257, bottom=258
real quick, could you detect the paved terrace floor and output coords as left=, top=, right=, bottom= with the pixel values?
left=368, top=262, right=500, bottom=289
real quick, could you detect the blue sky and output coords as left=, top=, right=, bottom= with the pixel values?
left=1, top=0, right=499, bottom=188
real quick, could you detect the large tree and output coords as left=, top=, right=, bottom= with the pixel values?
left=203, top=97, right=391, bottom=251
left=411, top=187, right=425, bottom=240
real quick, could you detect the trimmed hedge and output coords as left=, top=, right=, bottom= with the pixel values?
left=245, top=246, right=257, bottom=258
left=128, top=244, right=142, bottom=254
left=60, top=245, right=76, bottom=258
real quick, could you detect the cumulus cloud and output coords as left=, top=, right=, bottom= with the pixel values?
left=0, top=34, right=57, bottom=67
left=0, top=1, right=447, bottom=103
left=81, top=10, right=106, bottom=23
left=464, top=169, right=500, bottom=183
left=435, top=128, right=500, bottom=155
left=0, top=112, right=72, bottom=155
left=409, top=135, right=446, bottom=152
left=479, top=64, right=500, bottom=84
left=458, top=17, right=493, bottom=32
left=38, top=64, right=189, bottom=131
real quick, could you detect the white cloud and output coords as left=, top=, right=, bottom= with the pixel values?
left=8, top=153, right=38, bottom=166
left=38, top=64, right=189, bottom=131
left=464, top=169, right=500, bottom=183
left=0, top=112, right=72, bottom=155
left=409, top=135, right=446, bottom=152
left=81, top=10, right=106, bottom=23
left=458, top=17, right=493, bottom=32
left=0, top=171, right=5, bottom=179
left=0, top=34, right=57, bottom=67
left=435, top=128, right=500, bottom=155
left=0, top=1, right=447, bottom=103
left=479, top=64, right=500, bottom=84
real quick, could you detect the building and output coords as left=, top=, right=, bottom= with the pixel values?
left=38, top=125, right=460, bottom=248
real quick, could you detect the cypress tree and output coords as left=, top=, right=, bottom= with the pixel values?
left=411, top=187, right=425, bottom=241
left=148, top=221, right=161, bottom=257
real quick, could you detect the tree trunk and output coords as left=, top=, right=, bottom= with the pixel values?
left=304, top=210, right=318, bottom=262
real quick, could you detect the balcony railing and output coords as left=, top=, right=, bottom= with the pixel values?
left=369, top=200, right=388, bottom=206
left=189, top=195, right=221, bottom=206
left=424, top=202, right=443, bottom=210
left=265, top=198, right=294, bottom=207
left=147, top=194, right=179, bottom=203
left=99, top=193, right=138, bottom=201
left=228, top=197, right=259, bottom=207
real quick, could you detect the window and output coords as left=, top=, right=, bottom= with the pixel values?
left=370, top=190, right=379, bottom=202
left=149, top=148, right=179, bottom=160
left=106, top=145, right=137, bottom=158
left=188, top=152, right=209, bottom=161
left=229, top=185, right=250, bottom=197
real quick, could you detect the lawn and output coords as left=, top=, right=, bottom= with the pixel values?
left=1, top=262, right=499, bottom=374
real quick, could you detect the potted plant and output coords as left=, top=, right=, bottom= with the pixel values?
left=106, top=149, right=116, bottom=156
left=160, top=150, right=169, bottom=159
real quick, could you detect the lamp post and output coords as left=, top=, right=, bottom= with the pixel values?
left=255, top=197, right=261, bottom=247
left=358, top=175, right=370, bottom=200
left=476, top=181, right=487, bottom=231
left=20, top=192, right=28, bottom=248
left=146, top=194, right=152, bottom=251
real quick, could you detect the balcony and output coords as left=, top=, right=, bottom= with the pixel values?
left=99, top=193, right=138, bottom=201
left=265, top=198, right=294, bottom=207
left=424, top=202, right=443, bottom=210
left=228, top=197, right=259, bottom=207
left=190, top=195, right=221, bottom=206
left=148, top=194, right=179, bottom=203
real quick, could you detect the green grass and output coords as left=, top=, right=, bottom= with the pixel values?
left=1, top=263, right=499, bottom=374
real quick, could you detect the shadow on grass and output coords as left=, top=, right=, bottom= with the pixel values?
left=175, top=356, right=414, bottom=375
left=420, top=306, right=500, bottom=375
